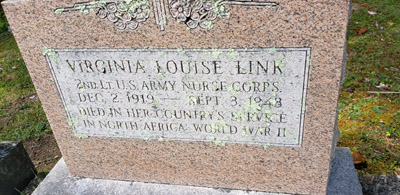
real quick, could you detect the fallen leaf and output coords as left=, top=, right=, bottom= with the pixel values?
left=388, top=21, right=394, bottom=26
left=358, top=28, right=368, bottom=35
left=352, top=152, right=366, bottom=165
left=368, top=11, right=377, bottom=16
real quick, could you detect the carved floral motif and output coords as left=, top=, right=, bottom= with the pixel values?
left=96, top=2, right=150, bottom=30
left=169, top=0, right=222, bottom=29
left=169, top=0, right=191, bottom=22
left=56, top=0, right=278, bottom=31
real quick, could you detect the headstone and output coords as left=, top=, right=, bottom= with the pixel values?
left=0, top=141, right=36, bottom=195
left=2, top=0, right=354, bottom=194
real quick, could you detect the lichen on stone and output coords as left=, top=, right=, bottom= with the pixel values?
left=177, top=48, right=185, bottom=55
left=42, top=47, right=60, bottom=62
left=227, top=49, right=239, bottom=59
left=307, top=59, right=313, bottom=66
left=227, top=84, right=240, bottom=95
left=67, top=117, right=78, bottom=128
left=268, top=47, right=277, bottom=55
left=210, top=49, right=222, bottom=59
left=74, top=133, right=89, bottom=139
left=54, top=8, right=64, bottom=15
left=210, top=136, right=225, bottom=146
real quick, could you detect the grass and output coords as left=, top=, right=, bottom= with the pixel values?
left=0, top=0, right=398, bottom=176
left=344, top=0, right=400, bottom=92
left=0, top=31, right=51, bottom=141
left=337, top=0, right=400, bottom=175
left=338, top=92, right=400, bottom=174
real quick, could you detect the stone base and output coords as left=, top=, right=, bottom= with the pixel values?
left=359, top=174, right=400, bottom=195
left=32, top=147, right=362, bottom=195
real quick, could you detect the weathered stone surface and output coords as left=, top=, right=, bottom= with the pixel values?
left=0, top=141, right=36, bottom=195
left=2, top=0, right=351, bottom=194
left=33, top=159, right=285, bottom=195
left=359, top=174, right=400, bottom=195
left=47, top=48, right=310, bottom=146
left=33, top=147, right=361, bottom=195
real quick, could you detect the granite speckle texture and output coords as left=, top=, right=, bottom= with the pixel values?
left=32, top=159, right=288, bottom=195
left=33, top=147, right=361, bottom=195
left=2, top=0, right=351, bottom=194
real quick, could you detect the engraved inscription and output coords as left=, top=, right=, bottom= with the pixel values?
left=46, top=48, right=310, bottom=147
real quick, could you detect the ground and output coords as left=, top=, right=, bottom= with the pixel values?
left=0, top=0, right=399, bottom=180
left=337, top=0, right=400, bottom=175
left=22, top=134, right=61, bottom=173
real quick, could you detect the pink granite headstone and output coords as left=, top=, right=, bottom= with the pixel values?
left=3, top=0, right=351, bottom=194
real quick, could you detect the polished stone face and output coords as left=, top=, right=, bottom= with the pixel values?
left=48, top=48, right=309, bottom=146
left=3, top=0, right=351, bottom=194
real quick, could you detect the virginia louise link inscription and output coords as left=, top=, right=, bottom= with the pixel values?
left=46, top=48, right=310, bottom=147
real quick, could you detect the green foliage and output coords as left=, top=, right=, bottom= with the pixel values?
left=0, top=3, right=9, bottom=33
left=372, top=105, right=388, bottom=114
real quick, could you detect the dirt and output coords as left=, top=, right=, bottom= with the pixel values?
left=22, top=133, right=61, bottom=173
left=0, top=92, right=38, bottom=128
